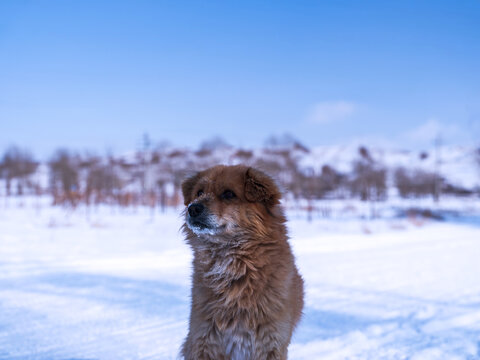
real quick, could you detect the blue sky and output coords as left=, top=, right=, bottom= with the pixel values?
left=1, top=0, right=479, bottom=159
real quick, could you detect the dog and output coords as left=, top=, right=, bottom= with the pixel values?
left=180, top=165, right=304, bottom=360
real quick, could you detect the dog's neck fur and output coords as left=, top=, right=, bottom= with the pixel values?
left=186, top=214, right=289, bottom=322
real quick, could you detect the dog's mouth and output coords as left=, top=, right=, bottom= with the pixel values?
left=186, top=216, right=221, bottom=236
left=189, top=218, right=210, bottom=230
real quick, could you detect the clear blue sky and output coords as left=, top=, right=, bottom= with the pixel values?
left=1, top=0, right=479, bottom=159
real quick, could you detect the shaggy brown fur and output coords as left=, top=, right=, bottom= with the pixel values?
left=180, top=165, right=304, bottom=360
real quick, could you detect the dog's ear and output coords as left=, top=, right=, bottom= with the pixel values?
left=181, top=172, right=200, bottom=206
left=244, top=167, right=281, bottom=207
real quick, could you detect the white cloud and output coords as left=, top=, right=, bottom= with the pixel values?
left=405, top=118, right=464, bottom=144
left=307, top=100, right=357, bottom=124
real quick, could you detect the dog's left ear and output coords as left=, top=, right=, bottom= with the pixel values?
left=181, top=172, right=200, bottom=206
left=244, top=167, right=281, bottom=207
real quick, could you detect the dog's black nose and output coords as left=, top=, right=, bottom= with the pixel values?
left=188, top=203, right=204, bottom=218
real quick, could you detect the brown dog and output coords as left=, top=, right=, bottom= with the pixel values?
left=180, top=165, right=304, bottom=360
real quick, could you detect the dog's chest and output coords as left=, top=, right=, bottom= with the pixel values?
left=200, top=253, right=258, bottom=358
left=222, top=327, right=255, bottom=360
left=202, top=253, right=248, bottom=289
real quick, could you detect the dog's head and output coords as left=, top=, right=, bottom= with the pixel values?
left=181, top=165, right=282, bottom=240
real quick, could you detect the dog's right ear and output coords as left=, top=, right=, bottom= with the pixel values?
left=181, top=172, right=200, bottom=206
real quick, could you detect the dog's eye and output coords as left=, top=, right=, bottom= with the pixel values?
left=197, top=190, right=204, bottom=197
left=221, top=190, right=236, bottom=200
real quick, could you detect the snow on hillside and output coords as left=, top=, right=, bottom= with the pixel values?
left=1, top=144, right=478, bottom=200
left=0, top=198, right=480, bottom=359
left=300, top=144, right=479, bottom=189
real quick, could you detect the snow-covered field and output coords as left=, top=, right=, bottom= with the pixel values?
left=1, top=197, right=480, bottom=360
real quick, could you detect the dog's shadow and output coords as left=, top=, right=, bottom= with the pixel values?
left=294, top=307, right=373, bottom=343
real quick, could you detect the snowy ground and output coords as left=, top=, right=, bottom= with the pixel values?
left=1, top=197, right=480, bottom=360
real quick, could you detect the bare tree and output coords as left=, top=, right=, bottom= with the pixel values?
left=473, top=146, right=480, bottom=196
left=49, top=149, right=80, bottom=206
left=199, top=136, right=231, bottom=152
left=231, top=149, right=254, bottom=165
left=476, top=147, right=480, bottom=171
left=394, top=167, right=437, bottom=198
left=351, top=162, right=387, bottom=201
left=350, top=147, right=387, bottom=202
left=85, top=158, right=122, bottom=206
left=264, top=134, right=304, bottom=149
left=0, top=146, right=38, bottom=195
left=317, top=165, right=344, bottom=198
left=433, top=136, right=442, bottom=202
left=292, top=165, right=343, bottom=201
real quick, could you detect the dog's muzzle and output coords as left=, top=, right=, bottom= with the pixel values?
left=186, top=202, right=217, bottom=235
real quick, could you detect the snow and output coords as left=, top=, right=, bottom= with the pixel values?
left=300, top=144, right=479, bottom=189
left=1, top=197, right=480, bottom=359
